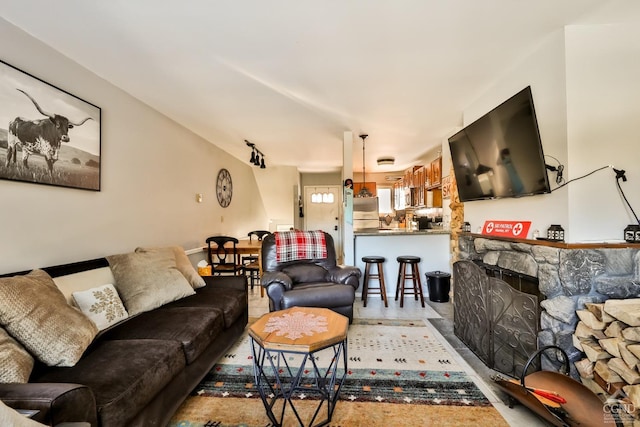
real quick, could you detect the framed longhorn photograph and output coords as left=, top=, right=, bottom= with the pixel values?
left=0, top=60, right=101, bottom=191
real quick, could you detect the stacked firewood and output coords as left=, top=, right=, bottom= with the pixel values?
left=574, top=299, right=640, bottom=420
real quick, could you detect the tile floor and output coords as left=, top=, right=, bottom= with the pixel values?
left=247, top=288, right=551, bottom=426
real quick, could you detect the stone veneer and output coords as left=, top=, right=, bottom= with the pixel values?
left=457, top=234, right=640, bottom=377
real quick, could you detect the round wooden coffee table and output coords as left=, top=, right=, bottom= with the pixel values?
left=248, top=307, right=349, bottom=427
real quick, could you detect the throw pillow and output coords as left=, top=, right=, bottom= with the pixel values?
left=135, top=246, right=206, bottom=289
left=107, top=248, right=196, bottom=316
left=0, top=400, right=47, bottom=427
left=0, top=269, right=98, bottom=367
left=72, top=284, right=129, bottom=331
left=0, top=327, right=34, bottom=383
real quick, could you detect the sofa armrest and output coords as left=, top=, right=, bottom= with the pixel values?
left=261, top=271, right=293, bottom=311
left=261, top=271, right=293, bottom=291
left=202, top=275, right=247, bottom=291
left=0, top=383, right=97, bottom=427
left=328, top=266, right=361, bottom=289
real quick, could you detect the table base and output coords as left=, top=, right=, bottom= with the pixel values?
left=250, top=338, right=347, bottom=427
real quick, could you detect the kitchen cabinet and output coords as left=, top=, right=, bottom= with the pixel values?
left=394, top=181, right=406, bottom=210
left=403, top=167, right=413, bottom=188
left=404, top=166, right=423, bottom=188
left=401, top=166, right=422, bottom=207
left=426, top=188, right=443, bottom=208
left=414, top=167, right=425, bottom=207
left=353, top=182, right=377, bottom=197
left=393, top=160, right=443, bottom=208
left=429, top=158, right=442, bottom=188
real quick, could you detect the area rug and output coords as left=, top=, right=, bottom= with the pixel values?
left=168, top=319, right=508, bottom=427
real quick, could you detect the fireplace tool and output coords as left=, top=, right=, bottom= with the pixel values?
left=493, top=345, right=613, bottom=427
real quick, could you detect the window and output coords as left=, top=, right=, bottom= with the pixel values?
left=311, top=191, right=334, bottom=204
left=378, top=188, right=392, bottom=214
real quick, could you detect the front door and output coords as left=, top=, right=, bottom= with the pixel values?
left=304, top=186, right=342, bottom=263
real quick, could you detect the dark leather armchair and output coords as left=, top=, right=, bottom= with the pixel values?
left=261, top=231, right=361, bottom=322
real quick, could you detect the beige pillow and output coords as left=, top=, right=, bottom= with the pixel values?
left=107, top=248, right=195, bottom=316
left=0, top=270, right=98, bottom=367
left=0, top=400, right=47, bottom=426
left=72, top=284, right=129, bottom=331
left=136, top=246, right=206, bottom=289
left=0, top=328, right=33, bottom=383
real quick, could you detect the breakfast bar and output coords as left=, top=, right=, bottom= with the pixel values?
left=353, top=229, right=451, bottom=299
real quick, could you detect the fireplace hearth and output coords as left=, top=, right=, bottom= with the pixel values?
left=455, top=234, right=640, bottom=379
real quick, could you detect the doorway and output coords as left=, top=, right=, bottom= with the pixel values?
left=303, top=186, right=343, bottom=263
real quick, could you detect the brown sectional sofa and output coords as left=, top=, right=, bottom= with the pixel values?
left=0, top=255, right=248, bottom=427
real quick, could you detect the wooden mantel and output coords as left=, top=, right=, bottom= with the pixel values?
left=466, top=232, right=640, bottom=250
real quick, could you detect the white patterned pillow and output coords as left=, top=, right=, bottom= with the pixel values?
left=72, top=284, right=129, bottom=331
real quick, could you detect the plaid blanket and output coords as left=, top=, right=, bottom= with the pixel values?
left=275, top=230, right=327, bottom=263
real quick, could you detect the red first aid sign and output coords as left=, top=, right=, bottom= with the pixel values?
left=482, top=220, right=531, bottom=238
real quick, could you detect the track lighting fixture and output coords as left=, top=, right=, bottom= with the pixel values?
left=245, top=140, right=266, bottom=169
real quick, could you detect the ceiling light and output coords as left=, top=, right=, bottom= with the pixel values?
left=357, top=134, right=373, bottom=198
left=377, top=157, right=395, bottom=166
left=245, top=140, right=266, bottom=169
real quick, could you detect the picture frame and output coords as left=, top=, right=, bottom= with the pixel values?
left=0, top=60, right=101, bottom=191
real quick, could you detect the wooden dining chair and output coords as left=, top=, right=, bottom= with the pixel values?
left=206, top=236, right=243, bottom=276
left=243, top=230, right=271, bottom=296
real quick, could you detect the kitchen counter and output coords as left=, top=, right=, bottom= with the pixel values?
left=354, top=228, right=450, bottom=236
left=353, top=230, right=451, bottom=298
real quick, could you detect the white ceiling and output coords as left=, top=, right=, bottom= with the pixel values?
left=2, top=0, right=607, bottom=174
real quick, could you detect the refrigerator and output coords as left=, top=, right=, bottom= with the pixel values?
left=352, top=197, right=379, bottom=231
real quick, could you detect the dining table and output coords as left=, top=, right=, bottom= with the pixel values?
left=202, top=238, right=263, bottom=256
left=202, top=239, right=265, bottom=294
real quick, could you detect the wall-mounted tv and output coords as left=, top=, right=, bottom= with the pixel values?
left=448, top=86, right=551, bottom=202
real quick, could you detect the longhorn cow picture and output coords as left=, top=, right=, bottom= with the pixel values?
left=0, top=60, right=101, bottom=191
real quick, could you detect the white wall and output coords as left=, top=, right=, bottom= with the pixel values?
left=0, top=19, right=269, bottom=274
left=565, top=23, right=640, bottom=242
left=454, top=29, right=570, bottom=238
left=253, top=165, right=299, bottom=231
left=451, top=15, right=640, bottom=242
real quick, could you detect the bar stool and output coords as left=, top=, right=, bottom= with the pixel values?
left=395, top=256, right=425, bottom=308
left=361, top=256, right=388, bottom=307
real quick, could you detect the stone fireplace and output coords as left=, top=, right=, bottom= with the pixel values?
left=454, top=234, right=640, bottom=379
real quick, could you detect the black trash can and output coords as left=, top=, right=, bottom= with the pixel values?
left=426, top=271, right=451, bottom=303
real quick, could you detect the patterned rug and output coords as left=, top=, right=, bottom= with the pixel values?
left=168, top=319, right=508, bottom=427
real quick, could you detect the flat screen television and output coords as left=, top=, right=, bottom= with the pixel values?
left=448, top=86, right=551, bottom=202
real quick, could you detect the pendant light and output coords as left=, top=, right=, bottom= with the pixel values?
left=357, top=134, right=373, bottom=197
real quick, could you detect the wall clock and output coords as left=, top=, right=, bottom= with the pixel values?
left=216, top=168, right=233, bottom=208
